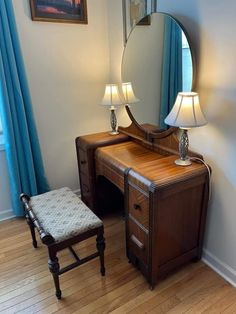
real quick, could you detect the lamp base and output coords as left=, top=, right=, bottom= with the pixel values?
left=109, top=107, right=119, bottom=136
left=109, top=131, right=119, bottom=135
left=175, top=158, right=192, bottom=166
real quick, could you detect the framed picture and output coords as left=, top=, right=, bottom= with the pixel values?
left=123, top=0, right=155, bottom=45
left=29, top=0, right=88, bottom=24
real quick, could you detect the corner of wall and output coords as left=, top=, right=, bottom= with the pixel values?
left=202, top=249, right=236, bottom=287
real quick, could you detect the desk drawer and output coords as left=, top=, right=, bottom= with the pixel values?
left=128, top=218, right=149, bottom=265
left=129, top=185, right=149, bottom=229
left=78, top=148, right=89, bottom=175
left=80, top=173, right=92, bottom=208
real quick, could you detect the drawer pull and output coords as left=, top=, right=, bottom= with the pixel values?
left=81, top=160, right=87, bottom=165
left=82, top=184, right=90, bottom=193
left=130, top=235, right=144, bottom=250
left=133, top=203, right=141, bottom=210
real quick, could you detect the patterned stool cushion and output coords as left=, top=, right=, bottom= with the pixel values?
left=30, top=187, right=103, bottom=243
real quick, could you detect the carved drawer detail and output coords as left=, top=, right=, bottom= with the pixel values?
left=128, top=218, right=149, bottom=265
left=79, top=173, right=92, bottom=207
left=78, top=148, right=89, bottom=175
left=129, top=184, right=149, bottom=230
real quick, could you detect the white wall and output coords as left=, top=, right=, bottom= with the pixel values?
left=107, top=0, right=236, bottom=285
left=106, top=0, right=124, bottom=83
left=13, top=0, right=111, bottom=191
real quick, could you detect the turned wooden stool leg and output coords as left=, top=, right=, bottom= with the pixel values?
left=96, top=229, right=106, bottom=276
left=48, top=251, right=61, bottom=299
left=26, top=215, right=37, bottom=248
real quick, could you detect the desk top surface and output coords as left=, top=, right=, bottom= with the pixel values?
left=96, top=141, right=207, bottom=188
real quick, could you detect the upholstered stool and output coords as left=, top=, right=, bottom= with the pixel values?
left=20, top=187, right=105, bottom=299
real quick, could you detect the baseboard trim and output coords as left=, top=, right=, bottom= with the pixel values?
left=202, top=249, right=236, bottom=287
left=0, top=209, right=15, bottom=222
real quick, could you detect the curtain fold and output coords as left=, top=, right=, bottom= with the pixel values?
left=159, top=16, right=183, bottom=129
left=0, top=0, right=49, bottom=216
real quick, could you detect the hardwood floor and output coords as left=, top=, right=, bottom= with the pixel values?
left=0, top=214, right=236, bottom=314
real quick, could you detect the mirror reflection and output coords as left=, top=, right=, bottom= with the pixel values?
left=122, top=12, right=194, bottom=129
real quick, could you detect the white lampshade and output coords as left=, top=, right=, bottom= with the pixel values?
left=101, top=84, right=123, bottom=107
left=164, top=92, right=207, bottom=128
left=122, top=82, right=140, bottom=105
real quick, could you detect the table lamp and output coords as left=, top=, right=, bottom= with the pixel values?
left=100, top=84, right=123, bottom=135
left=122, top=82, right=140, bottom=106
left=164, top=92, right=207, bottom=166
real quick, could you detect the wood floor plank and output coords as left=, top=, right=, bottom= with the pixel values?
left=124, top=264, right=211, bottom=314
left=71, top=276, right=146, bottom=314
left=109, top=263, right=203, bottom=314
left=202, top=288, right=236, bottom=313
left=184, top=283, right=234, bottom=314
left=0, top=214, right=236, bottom=314
left=94, top=281, right=148, bottom=314
left=12, top=255, right=130, bottom=314
left=222, top=300, right=236, bottom=313
left=148, top=295, right=181, bottom=314
left=44, top=267, right=139, bottom=314
left=0, top=243, right=125, bottom=312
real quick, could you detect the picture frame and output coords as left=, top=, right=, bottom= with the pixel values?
left=123, top=0, right=155, bottom=45
left=29, top=0, right=88, bottom=24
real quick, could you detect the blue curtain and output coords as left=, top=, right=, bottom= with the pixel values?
left=0, top=0, right=49, bottom=216
left=159, top=17, right=183, bottom=129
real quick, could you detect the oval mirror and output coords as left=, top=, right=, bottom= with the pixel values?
left=121, top=12, right=194, bottom=129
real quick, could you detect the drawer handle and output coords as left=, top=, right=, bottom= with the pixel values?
left=83, top=184, right=90, bottom=193
left=133, top=203, right=141, bottom=210
left=130, top=235, right=144, bottom=250
left=81, top=160, right=87, bottom=165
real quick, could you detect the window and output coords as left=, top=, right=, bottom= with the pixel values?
left=182, top=32, right=193, bottom=91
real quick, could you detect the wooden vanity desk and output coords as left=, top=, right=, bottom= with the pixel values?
left=75, top=122, right=210, bottom=288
